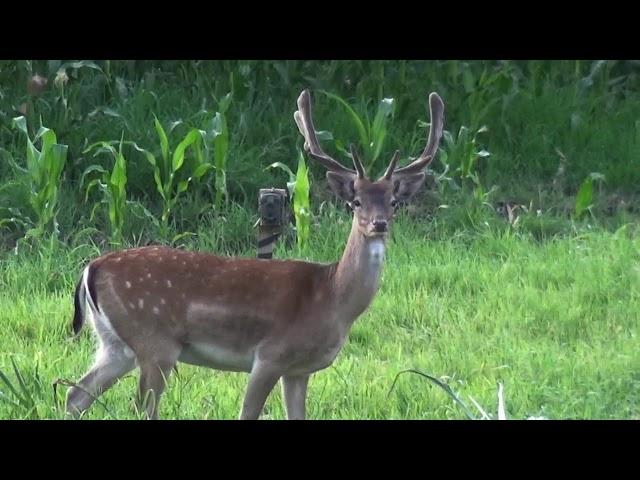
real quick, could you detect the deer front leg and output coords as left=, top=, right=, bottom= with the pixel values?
left=281, top=374, right=309, bottom=420
left=239, top=360, right=281, bottom=420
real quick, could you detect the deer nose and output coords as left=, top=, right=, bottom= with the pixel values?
left=372, top=219, right=388, bottom=232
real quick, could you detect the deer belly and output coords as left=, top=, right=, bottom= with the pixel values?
left=289, top=339, right=344, bottom=375
left=179, top=342, right=254, bottom=372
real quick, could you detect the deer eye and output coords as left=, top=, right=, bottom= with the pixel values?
left=390, top=199, right=398, bottom=208
left=352, top=199, right=362, bottom=208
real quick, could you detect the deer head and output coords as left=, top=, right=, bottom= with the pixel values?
left=294, top=89, right=444, bottom=238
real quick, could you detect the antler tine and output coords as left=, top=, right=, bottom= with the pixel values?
left=393, top=92, right=445, bottom=175
left=382, top=150, right=401, bottom=180
left=350, top=144, right=366, bottom=178
left=294, top=90, right=355, bottom=175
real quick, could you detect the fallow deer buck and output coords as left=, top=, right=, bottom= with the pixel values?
left=66, top=89, right=444, bottom=420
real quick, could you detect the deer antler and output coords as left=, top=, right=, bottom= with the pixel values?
left=349, top=144, right=366, bottom=178
left=382, top=150, right=401, bottom=180
left=391, top=92, right=445, bottom=176
left=294, top=90, right=363, bottom=177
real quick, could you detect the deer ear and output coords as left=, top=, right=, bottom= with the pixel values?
left=327, top=171, right=356, bottom=203
left=393, top=172, right=426, bottom=202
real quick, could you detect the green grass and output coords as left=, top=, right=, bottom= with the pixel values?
left=1, top=210, right=638, bottom=420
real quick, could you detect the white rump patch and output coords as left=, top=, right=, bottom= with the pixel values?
left=82, top=268, right=136, bottom=361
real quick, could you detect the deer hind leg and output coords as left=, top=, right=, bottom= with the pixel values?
left=281, top=374, right=310, bottom=420
left=66, top=339, right=135, bottom=419
left=136, top=342, right=182, bottom=420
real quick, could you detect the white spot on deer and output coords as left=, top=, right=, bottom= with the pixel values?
left=125, top=281, right=132, bottom=289
left=114, top=257, right=122, bottom=263
left=153, top=306, right=160, bottom=315
left=145, top=291, right=151, bottom=296
left=128, top=302, right=136, bottom=310
left=181, top=293, right=186, bottom=299
left=182, top=261, right=186, bottom=266
left=138, top=298, right=144, bottom=309
left=138, top=277, right=144, bottom=282
left=172, top=255, right=177, bottom=260
left=146, top=273, right=152, bottom=279
left=166, top=280, right=172, bottom=288
left=160, top=298, right=166, bottom=305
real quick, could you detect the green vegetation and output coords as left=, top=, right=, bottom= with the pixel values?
left=0, top=60, right=638, bottom=419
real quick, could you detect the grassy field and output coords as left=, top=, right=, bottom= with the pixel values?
left=1, top=60, right=639, bottom=419
left=1, top=212, right=639, bottom=420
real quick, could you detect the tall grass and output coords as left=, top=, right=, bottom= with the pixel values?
left=128, top=116, right=214, bottom=235
left=209, top=92, right=232, bottom=212
left=319, top=90, right=395, bottom=174
left=268, top=148, right=312, bottom=251
left=6, top=116, right=68, bottom=240
left=82, top=136, right=129, bottom=245
left=1, top=60, right=639, bottom=247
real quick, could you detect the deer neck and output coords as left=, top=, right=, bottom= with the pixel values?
left=331, top=216, right=387, bottom=325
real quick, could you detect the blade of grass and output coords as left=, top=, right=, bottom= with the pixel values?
left=387, top=369, right=477, bottom=420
